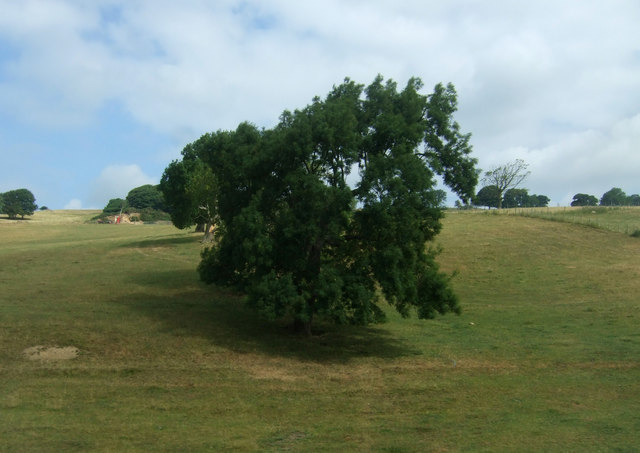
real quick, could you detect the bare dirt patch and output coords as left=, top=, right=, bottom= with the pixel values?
left=23, top=345, right=79, bottom=361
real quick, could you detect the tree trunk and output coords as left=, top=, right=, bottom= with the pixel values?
left=201, top=222, right=214, bottom=243
left=294, top=317, right=313, bottom=336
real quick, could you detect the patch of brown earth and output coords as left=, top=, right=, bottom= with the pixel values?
left=23, top=345, right=79, bottom=361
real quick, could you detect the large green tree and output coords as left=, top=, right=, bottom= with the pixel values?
left=502, top=188, right=530, bottom=208
left=196, top=76, right=477, bottom=334
left=160, top=140, right=219, bottom=242
left=600, top=187, right=627, bottom=206
left=474, top=185, right=501, bottom=209
left=1, top=188, right=37, bottom=219
left=126, top=184, right=165, bottom=211
left=571, top=193, right=598, bottom=207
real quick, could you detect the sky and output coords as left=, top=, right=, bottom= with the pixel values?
left=1, top=0, right=639, bottom=209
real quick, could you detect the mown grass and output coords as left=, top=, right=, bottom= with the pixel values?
left=1, top=209, right=639, bottom=452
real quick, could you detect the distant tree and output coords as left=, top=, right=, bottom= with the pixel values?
left=482, top=159, right=530, bottom=209
left=627, top=194, right=640, bottom=206
left=571, top=193, right=598, bottom=207
left=502, top=188, right=530, bottom=208
left=161, top=141, right=219, bottom=242
left=1, top=188, right=37, bottom=219
left=501, top=189, right=548, bottom=208
left=600, top=187, right=627, bottom=206
left=197, top=76, right=476, bottom=335
left=126, top=185, right=165, bottom=211
left=103, top=198, right=128, bottom=214
left=433, top=190, right=447, bottom=207
left=161, top=160, right=195, bottom=226
left=530, top=194, right=550, bottom=207
left=474, top=185, right=501, bottom=209
left=39, top=206, right=49, bottom=211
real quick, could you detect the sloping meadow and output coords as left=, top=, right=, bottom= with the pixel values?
left=1, top=209, right=638, bottom=451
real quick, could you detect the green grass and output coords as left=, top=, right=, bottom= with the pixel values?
left=1, top=209, right=639, bottom=452
left=489, top=205, right=640, bottom=236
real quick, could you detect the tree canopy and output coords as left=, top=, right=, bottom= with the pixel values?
left=502, top=188, right=529, bottom=208
left=475, top=186, right=548, bottom=209
left=627, top=194, right=640, bottom=206
left=571, top=193, right=598, bottom=207
left=103, top=198, right=128, bottom=214
left=160, top=140, right=219, bottom=241
left=502, top=188, right=550, bottom=208
left=126, top=184, right=166, bottom=211
left=1, top=188, right=37, bottom=219
left=600, top=187, right=627, bottom=206
left=474, top=185, right=501, bottom=209
left=194, top=75, right=478, bottom=334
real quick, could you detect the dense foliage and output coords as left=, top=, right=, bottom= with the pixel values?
left=126, top=185, right=166, bottom=211
left=99, top=187, right=170, bottom=223
left=193, top=76, right=478, bottom=334
left=600, top=187, right=627, bottom=206
left=474, top=185, right=501, bottom=209
left=474, top=185, right=549, bottom=209
left=160, top=142, right=219, bottom=241
left=502, top=188, right=549, bottom=208
left=102, top=198, right=128, bottom=214
left=1, top=188, right=37, bottom=219
left=571, top=193, right=598, bottom=207
left=597, top=187, right=640, bottom=207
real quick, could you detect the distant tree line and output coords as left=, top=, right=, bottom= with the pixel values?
left=0, top=188, right=37, bottom=219
left=473, top=186, right=550, bottom=209
left=99, top=184, right=170, bottom=222
left=469, top=159, right=549, bottom=209
left=572, top=188, right=640, bottom=207
left=469, top=160, right=638, bottom=210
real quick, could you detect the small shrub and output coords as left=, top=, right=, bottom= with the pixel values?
left=630, top=229, right=640, bottom=238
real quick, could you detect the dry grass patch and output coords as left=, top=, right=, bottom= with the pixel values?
left=23, top=345, right=79, bottom=361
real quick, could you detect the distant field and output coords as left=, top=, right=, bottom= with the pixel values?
left=1, top=209, right=639, bottom=451
left=489, top=205, right=640, bottom=235
left=0, top=209, right=101, bottom=225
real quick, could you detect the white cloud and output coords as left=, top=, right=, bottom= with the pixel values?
left=87, top=164, right=156, bottom=209
left=508, top=114, right=640, bottom=206
left=64, top=199, right=83, bottom=210
left=1, top=1, right=640, bottom=207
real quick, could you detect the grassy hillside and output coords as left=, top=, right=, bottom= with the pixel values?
left=1, top=210, right=638, bottom=452
left=491, top=205, right=640, bottom=235
left=0, top=209, right=102, bottom=224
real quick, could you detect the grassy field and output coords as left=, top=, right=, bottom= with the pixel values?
left=1, top=209, right=639, bottom=452
left=491, top=205, right=640, bottom=236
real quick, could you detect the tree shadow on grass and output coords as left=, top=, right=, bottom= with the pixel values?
left=115, top=269, right=421, bottom=363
